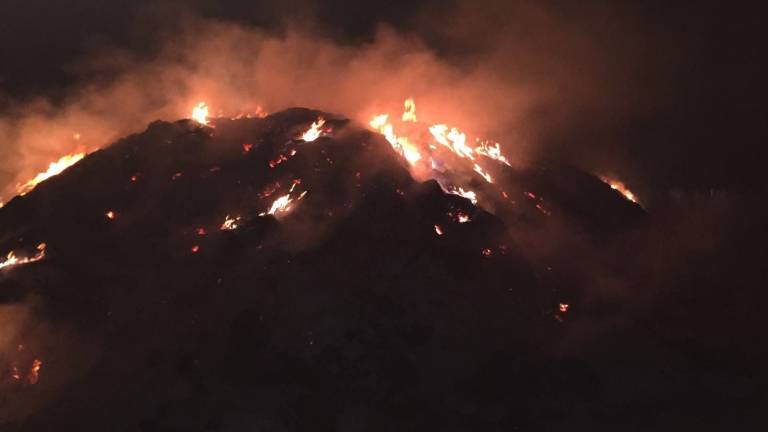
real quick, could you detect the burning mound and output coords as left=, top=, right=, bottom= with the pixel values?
left=1, top=108, right=643, bottom=430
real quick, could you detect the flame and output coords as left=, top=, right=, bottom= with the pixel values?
left=191, top=102, right=209, bottom=125
left=16, top=153, right=86, bottom=195
left=429, top=124, right=475, bottom=161
left=402, top=98, right=417, bottom=122
left=300, top=118, right=326, bottom=142
left=475, top=140, right=511, bottom=166
left=446, top=187, right=477, bottom=204
left=434, top=224, right=444, bottom=236
left=456, top=212, right=471, bottom=223
left=264, top=194, right=293, bottom=215
left=27, top=359, right=42, bottom=384
left=369, top=98, right=516, bottom=205
left=601, top=177, right=639, bottom=204
left=369, top=114, right=422, bottom=166
left=260, top=180, right=308, bottom=217
left=0, top=243, right=46, bottom=270
left=220, top=215, right=240, bottom=230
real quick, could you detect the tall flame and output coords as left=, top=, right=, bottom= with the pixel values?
left=191, top=102, right=209, bottom=125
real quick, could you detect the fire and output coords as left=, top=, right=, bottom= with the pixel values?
left=429, top=124, right=475, bottom=160
left=220, top=215, right=240, bottom=230
left=260, top=181, right=308, bottom=217
left=16, top=153, right=86, bottom=195
left=402, top=98, right=417, bottom=122
left=475, top=140, right=511, bottom=166
left=27, top=359, right=42, bottom=385
left=300, top=118, right=326, bottom=142
left=369, top=98, right=516, bottom=205
left=264, top=194, right=293, bottom=215
left=601, top=177, right=639, bottom=204
left=446, top=187, right=477, bottom=204
left=0, top=243, right=46, bottom=271
left=456, top=212, right=471, bottom=223
left=369, top=114, right=422, bottom=166
left=191, top=102, right=209, bottom=125
left=434, top=224, right=444, bottom=236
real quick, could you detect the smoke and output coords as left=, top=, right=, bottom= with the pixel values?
left=0, top=1, right=667, bottom=204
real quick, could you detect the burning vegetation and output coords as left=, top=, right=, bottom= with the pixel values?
left=0, top=102, right=650, bottom=431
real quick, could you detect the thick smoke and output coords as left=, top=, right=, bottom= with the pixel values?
left=0, top=1, right=684, bottom=205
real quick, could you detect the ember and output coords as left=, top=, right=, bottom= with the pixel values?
left=220, top=215, right=241, bottom=230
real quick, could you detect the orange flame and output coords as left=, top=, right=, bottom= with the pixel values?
left=191, top=102, right=209, bottom=125
left=402, top=98, right=417, bottom=122
left=0, top=243, right=46, bottom=271
left=300, top=118, right=326, bottom=142
left=27, top=359, right=42, bottom=385
left=600, top=176, right=639, bottom=204
left=16, top=153, right=86, bottom=196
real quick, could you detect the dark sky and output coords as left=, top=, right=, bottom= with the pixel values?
left=0, top=0, right=765, bottom=198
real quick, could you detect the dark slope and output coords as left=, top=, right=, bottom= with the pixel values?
left=0, top=108, right=662, bottom=431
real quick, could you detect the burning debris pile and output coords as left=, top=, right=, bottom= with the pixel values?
left=0, top=107, right=646, bottom=430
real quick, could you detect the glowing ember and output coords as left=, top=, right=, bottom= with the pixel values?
left=191, top=245, right=200, bottom=253
left=191, top=102, right=209, bottom=125
left=242, top=143, right=253, bottom=153
left=300, top=118, right=326, bottom=142
left=220, top=215, right=241, bottom=231
left=28, top=359, right=42, bottom=384
left=269, top=149, right=298, bottom=168
left=172, top=172, right=183, bottom=180
left=105, top=210, right=116, bottom=220
left=16, top=153, right=86, bottom=195
left=559, top=303, right=570, bottom=313
left=402, top=98, right=417, bottom=122
left=196, top=227, right=207, bottom=236
left=0, top=243, right=46, bottom=270
left=10, top=366, right=21, bottom=381
left=457, top=212, right=471, bottom=223
left=481, top=248, right=493, bottom=257
left=434, top=225, right=444, bottom=236
left=601, top=177, right=639, bottom=204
